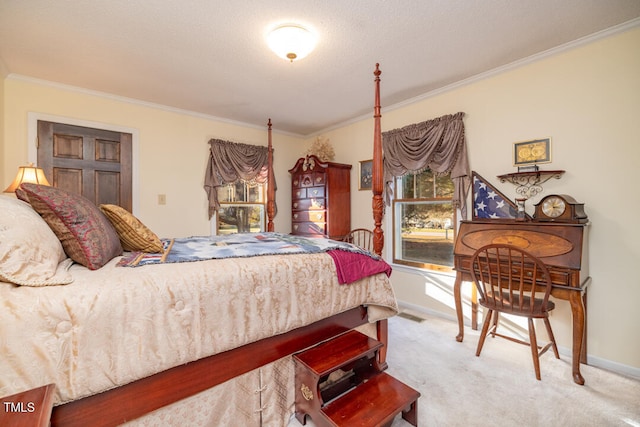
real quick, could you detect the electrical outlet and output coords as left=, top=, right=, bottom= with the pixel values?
left=158, top=194, right=166, bottom=205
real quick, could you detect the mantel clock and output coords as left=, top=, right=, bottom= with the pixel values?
left=533, top=194, right=588, bottom=223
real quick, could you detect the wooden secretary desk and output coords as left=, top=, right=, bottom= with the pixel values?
left=453, top=219, right=590, bottom=384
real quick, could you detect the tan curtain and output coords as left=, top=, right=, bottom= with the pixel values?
left=382, top=112, right=471, bottom=217
left=204, top=139, right=274, bottom=219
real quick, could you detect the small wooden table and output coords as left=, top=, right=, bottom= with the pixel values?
left=453, top=220, right=590, bottom=385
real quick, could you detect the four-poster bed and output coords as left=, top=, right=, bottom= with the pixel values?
left=0, top=64, right=392, bottom=427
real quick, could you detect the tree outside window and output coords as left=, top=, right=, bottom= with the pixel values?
left=216, top=180, right=266, bottom=234
left=393, top=169, right=455, bottom=271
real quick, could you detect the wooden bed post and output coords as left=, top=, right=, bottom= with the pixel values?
left=372, top=64, right=389, bottom=370
left=267, top=119, right=276, bottom=232
left=372, top=64, right=384, bottom=257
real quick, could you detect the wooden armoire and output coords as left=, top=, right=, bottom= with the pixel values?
left=289, top=155, right=351, bottom=240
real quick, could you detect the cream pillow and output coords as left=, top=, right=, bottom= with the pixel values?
left=0, top=196, right=73, bottom=286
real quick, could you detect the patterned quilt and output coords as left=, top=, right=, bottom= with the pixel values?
left=117, top=232, right=375, bottom=267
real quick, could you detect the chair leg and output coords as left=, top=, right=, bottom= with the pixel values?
left=476, top=309, right=494, bottom=357
left=543, top=316, right=560, bottom=359
left=528, top=317, right=541, bottom=380
left=490, top=311, right=499, bottom=338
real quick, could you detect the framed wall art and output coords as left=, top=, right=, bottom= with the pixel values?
left=358, top=159, right=373, bottom=191
left=513, top=138, right=551, bottom=167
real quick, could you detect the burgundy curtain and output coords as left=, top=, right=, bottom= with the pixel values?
left=203, top=139, right=274, bottom=219
left=382, top=112, right=471, bottom=217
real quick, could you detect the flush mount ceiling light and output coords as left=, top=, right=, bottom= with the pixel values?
left=267, top=24, right=317, bottom=62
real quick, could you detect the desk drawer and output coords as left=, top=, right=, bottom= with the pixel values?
left=455, top=257, right=574, bottom=288
left=548, top=269, right=573, bottom=287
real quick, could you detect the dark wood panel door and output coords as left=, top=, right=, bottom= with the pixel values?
left=37, top=121, right=132, bottom=211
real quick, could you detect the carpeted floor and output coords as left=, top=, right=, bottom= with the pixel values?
left=289, top=312, right=640, bottom=427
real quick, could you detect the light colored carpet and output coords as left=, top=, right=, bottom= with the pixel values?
left=289, top=313, right=640, bottom=427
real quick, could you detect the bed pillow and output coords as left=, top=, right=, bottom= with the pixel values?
left=0, top=196, right=73, bottom=286
left=99, top=204, right=163, bottom=253
left=17, top=183, right=123, bottom=270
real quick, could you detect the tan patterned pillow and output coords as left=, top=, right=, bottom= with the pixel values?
left=17, top=184, right=123, bottom=270
left=99, top=204, right=163, bottom=253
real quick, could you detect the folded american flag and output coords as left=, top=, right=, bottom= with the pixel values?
left=472, top=171, right=518, bottom=219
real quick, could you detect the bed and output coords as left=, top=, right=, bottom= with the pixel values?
left=0, top=64, right=389, bottom=427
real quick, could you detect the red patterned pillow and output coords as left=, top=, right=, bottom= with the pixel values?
left=17, top=184, right=123, bottom=270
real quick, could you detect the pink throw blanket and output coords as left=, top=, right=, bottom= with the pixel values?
left=327, top=250, right=392, bottom=284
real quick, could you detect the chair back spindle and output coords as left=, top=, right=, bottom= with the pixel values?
left=342, top=228, right=374, bottom=252
left=472, top=244, right=553, bottom=318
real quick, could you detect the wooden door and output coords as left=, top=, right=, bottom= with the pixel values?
left=37, top=121, right=132, bottom=211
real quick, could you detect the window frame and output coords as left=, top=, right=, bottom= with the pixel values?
left=391, top=170, right=456, bottom=272
left=215, top=180, right=267, bottom=235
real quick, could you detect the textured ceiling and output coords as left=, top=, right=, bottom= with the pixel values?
left=1, top=1, right=639, bottom=136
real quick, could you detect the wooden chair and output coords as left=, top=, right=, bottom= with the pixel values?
left=470, top=243, right=560, bottom=380
left=342, top=228, right=374, bottom=252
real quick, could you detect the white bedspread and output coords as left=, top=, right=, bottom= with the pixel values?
left=0, top=252, right=398, bottom=405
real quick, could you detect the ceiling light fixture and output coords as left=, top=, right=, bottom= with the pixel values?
left=267, top=24, right=317, bottom=62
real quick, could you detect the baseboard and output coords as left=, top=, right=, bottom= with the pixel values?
left=586, top=354, right=640, bottom=380
left=397, top=301, right=457, bottom=324
left=396, top=301, right=640, bottom=380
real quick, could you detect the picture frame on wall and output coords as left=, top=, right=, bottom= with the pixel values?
left=359, top=159, right=373, bottom=191
left=513, top=138, right=551, bottom=166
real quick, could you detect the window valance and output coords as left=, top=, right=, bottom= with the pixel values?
left=382, top=112, right=471, bottom=217
left=204, top=139, right=273, bottom=219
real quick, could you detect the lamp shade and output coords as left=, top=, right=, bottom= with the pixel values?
left=267, top=25, right=317, bottom=62
left=4, top=164, right=51, bottom=192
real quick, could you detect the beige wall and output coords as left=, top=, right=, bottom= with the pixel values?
left=0, top=71, right=5, bottom=182
left=1, top=79, right=302, bottom=237
left=315, top=27, right=640, bottom=373
left=2, top=26, right=638, bottom=374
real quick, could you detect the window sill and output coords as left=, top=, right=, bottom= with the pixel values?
left=391, top=262, right=456, bottom=280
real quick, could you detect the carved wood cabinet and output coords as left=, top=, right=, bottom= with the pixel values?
left=289, top=155, right=351, bottom=240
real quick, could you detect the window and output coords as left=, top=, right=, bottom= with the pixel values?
left=216, top=180, right=266, bottom=235
left=392, top=169, right=455, bottom=271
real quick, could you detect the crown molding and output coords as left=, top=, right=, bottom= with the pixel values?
left=6, top=74, right=304, bottom=138
left=318, top=17, right=640, bottom=137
